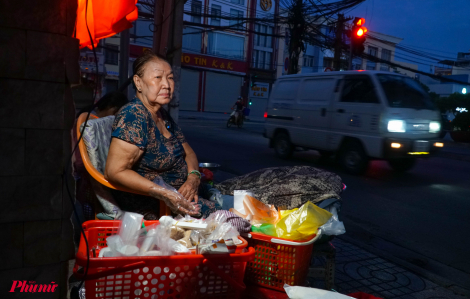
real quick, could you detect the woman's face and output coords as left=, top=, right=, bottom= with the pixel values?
left=134, top=59, right=174, bottom=107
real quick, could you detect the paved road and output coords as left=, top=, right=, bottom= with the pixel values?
left=178, top=117, right=470, bottom=291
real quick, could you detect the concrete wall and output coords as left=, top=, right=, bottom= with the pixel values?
left=0, top=0, right=79, bottom=297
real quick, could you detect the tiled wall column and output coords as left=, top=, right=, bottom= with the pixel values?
left=0, top=0, right=79, bottom=298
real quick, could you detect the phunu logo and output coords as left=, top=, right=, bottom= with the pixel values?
left=9, top=281, right=58, bottom=293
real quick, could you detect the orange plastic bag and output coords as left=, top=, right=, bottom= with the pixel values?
left=230, top=195, right=280, bottom=225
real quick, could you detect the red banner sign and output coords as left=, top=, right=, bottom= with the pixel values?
left=130, top=44, right=152, bottom=58
left=129, top=45, right=247, bottom=73
left=181, top=53, right=246, bottom=73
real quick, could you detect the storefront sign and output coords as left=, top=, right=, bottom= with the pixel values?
left=79, top=52, right=105, bottom=74
left=106, top=70, right=119, bottom=79
left=181, top=53, right=246, bottom=73
left=250, top=82, right=269, bottom=99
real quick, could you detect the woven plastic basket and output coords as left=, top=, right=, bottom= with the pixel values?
left=244, top=230, right=321, bottom=291
left=74, top=220, right=255, bottom=299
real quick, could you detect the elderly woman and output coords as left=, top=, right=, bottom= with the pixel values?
left=105, top=52, right=219, bottom=219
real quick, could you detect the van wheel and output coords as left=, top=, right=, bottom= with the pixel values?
left=388, top=158, right=416, bottom=172
left=274, top=132, right=293, bottom=159
left=340, top=141, right=369, bottom=175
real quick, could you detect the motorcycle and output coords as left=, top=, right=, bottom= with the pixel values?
left=226, top=109, right=244, bottom=128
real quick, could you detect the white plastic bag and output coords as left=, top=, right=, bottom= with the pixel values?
left=117, top=212, right=143, bottom=246
left=319, top=206, right=346, bottom=236
left=136, top=224, right=159, bottom=256
left=233, top=190, right=254, bottom=215
left=284, top=284, right=353, bottom=299
left=224, top=226, right=242, bottom=245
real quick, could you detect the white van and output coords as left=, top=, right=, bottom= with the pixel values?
left=264, top=71, right=443, bottom=174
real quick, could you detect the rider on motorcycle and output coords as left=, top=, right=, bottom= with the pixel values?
left=231, top=96, right=245, bottom=124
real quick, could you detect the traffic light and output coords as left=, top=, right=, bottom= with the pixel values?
left=249, top=99, right=252, bottom=105
left=351, top=17, right=367, bottom=55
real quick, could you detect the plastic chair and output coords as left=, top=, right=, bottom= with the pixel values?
left=76, top=112, right=170, bottom=218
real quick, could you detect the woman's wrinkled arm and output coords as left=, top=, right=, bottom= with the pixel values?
left=178, top=142, right=201, bottom=202
left=183, top=142, right=199, bottom=174
left=105, top=138, right=151, bottom=192
left=105, top=138, right=199, bottom=215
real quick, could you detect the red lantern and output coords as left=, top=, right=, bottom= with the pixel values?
left=75, top=0, right=138, bottom=49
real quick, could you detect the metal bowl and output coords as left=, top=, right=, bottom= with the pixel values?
left=198, top=163, right=221, bottom=172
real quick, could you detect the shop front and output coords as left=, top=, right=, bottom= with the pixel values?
left=180, top=53, right=247, bottom=112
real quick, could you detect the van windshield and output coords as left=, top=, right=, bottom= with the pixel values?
left=377, top=74, right=435, bottom=110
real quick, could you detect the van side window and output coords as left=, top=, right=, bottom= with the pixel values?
left=273, top=80, right=299, bottom=101
left=340, top=75, right=379, bottom=103
left=299, top=78, right=335, bottom=103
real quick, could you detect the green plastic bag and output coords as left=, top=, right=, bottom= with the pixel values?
left=252, top=201, right=332, bottom=241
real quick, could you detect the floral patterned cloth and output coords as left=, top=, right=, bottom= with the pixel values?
left=215, top=166, right=343, bottom=210
left=111, top=97, right=221, bottom=219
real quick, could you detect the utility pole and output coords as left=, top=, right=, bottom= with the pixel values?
left=333, top=14, right=345, bottom=71
left=349, top=36, right=353, bottom=70
left=169, top=0, right=185, bottom=122
left=119, top=28, right=130, bottom=96
left=152, top=0, right=183, bottom=122
left=152, top=0, right=163, bottom=54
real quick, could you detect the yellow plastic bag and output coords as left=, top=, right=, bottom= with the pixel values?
left=274, top=201, right=332, bottom=241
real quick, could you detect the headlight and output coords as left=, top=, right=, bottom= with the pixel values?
left=429, top=121, right=441, bottom=133
left=387, top=120, right=406, bottom=132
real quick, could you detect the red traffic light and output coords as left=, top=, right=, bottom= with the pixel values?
left=356, top=27, right=368, bottom=37
left=355, top=18, right=365, bottom=26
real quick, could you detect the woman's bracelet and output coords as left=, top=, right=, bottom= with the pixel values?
left=188, top=170, right=201, bottom=179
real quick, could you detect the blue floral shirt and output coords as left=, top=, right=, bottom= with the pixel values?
left=111, top=98, right=188, bottom=188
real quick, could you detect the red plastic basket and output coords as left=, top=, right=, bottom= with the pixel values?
left=74, top=220, right=255, bottom=299
left=244, top=231, right=321, bottom=291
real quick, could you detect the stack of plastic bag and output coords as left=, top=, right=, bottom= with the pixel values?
left=98, top=211, right=243, bottom=258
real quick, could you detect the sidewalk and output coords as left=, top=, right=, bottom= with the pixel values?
left=312, top=238, right=468, bottom=299
left=213, top=170, right=468, bottom=299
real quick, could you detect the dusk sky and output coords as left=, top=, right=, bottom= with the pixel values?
left=346, top=0, right=470, bottom=71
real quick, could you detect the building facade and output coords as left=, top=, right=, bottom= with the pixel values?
left=92, top=1, right=280, bottom=119
left=276, top=26, right=418, bottom=79
left=179, top=0, right=280, bottom=118
left=424, top=52, right=470, bottom=98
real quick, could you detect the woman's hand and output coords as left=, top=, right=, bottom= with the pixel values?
left=178, top=175, right=200, bottom=203
left=149, top=185, right=200, bottom=216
